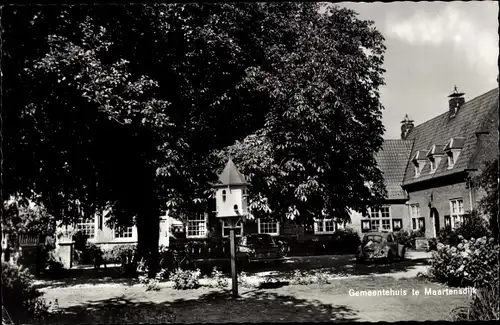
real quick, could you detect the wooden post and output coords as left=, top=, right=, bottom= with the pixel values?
left=229, top=218, right=238, bottom=298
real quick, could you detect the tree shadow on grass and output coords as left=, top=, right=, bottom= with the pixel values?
left=199, top=255, right=430, bottom=279
left=33, top=267, right=138, bottom=290
left=45, top=289, right=359, bottom=324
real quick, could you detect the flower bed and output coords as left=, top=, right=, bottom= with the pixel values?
left=428, top=236, right=499, bottom=287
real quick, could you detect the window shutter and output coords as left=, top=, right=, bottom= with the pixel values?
left=418, top=217, right=426, bottom=232
left=392, top=219, right=403, bottom=232
left=361, top=219, right=371, bottom=233
left=444, top=215, right=451, bottom=229
left=462, top=214, right=470, bottom=224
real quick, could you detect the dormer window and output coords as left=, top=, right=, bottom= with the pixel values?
left=447, top=154, right=454, bottom=167
left=412, top=150, right=426, bottom=177
left=414, top=163, right=420, bottom=177
left=444, top=137, right=465, bottom=169
left=426, top=145, right=444, bottom=174
left=429, top=157, right=436, bottom=173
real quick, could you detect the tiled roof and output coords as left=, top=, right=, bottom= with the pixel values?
left=403, top=88, right=499, bottom=185
left=427, top=144, right=445, bottom=157
left=217, top=158, right=248, bottom=186
left=412, top=150, right=426, bottom=161
left=443, top=137, right=465, bottom=151
left=376, top=139, right=413, bottom=199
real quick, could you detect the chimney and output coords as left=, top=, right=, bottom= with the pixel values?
left=448, top=86, right=465, bottom=118
left=400, top=114, right=414, bottom=140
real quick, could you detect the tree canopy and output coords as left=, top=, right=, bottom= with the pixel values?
left=2, top=3, right=387, bottom=268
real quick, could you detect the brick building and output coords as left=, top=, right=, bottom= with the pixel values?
left=351, top=86, right=499, bottom=238
left=56, top=87, right=498, bottom=246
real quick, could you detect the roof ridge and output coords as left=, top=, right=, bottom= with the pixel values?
left=407, top=87, right=499, bottom=136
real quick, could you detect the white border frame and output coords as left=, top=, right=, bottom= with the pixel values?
left=313, top=218, right=336, bottom=234
left=409, top=204, right=420, bottom=230
left=449, top=198, right=464, bottom=229
left=257, top=218, right=280, bottom=236
left=186, top=214, right=208, bottom=239
left=367, top=206, right=392, bottom=231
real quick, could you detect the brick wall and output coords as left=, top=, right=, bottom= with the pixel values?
left=407, top=181, right=472, bottom=238
left=349, top=203, right=410, bottom=236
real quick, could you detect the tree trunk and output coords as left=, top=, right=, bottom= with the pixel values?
left=135, top=161, right=160, bottom=278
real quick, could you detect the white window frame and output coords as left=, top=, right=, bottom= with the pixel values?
left=222, top=220, right=243, bottom=237
left=413, top=159, right=425, bottom=177
left=409, top=204, right=420, bottom=230
left=447, top=152, right=455, bottom=169
left=75, top=217, right=96, bottom=239
left=114, top=226, right=134, bottom=239
left=257, top=218, right=280, bottom=236
left=429, top=157, right=436, bottom=173
left=450, top=199, right=464, bottom=229
left=367, top=206, right=391, bottom=231
left=313, top=218, right=336, bottom=234
left=414, top=164, right=420, bottom=177
left=187, top=214, right=208, bottom=238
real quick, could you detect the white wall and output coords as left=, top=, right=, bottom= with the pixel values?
left=215, top=186, right=247, bottom=217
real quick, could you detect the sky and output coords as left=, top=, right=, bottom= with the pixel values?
left=337, top=1, right=498, bottom=139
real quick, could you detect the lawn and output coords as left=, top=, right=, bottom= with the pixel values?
left=40, top=275, right=471, bottom=323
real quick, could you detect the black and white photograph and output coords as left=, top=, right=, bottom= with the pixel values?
left=2, top=1, right=498, bottom=323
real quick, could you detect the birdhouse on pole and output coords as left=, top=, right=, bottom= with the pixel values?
left=214, top=157, right=248, bottom=220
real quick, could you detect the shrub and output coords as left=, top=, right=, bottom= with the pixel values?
left=437, top=211, right=489, bottom=247
left=331, top=228, right=361, bottom=254
left=427, top=238, right=438, bottom=251
left=210, top=267, right=228, bottom=289
left=103, top=244, right=137, bottom=264
left=238, top=271, right=255, bottom=288
left=159, top=244, right=197, bottom=273
left=289, top=270, right=315, bottom=285
left=1, top=261, right=50, bottom=324
left=452, top=275, right=499, bottom=321
left=138, top=268, right=167, bottom=291
left=170, top=268, right=201, bottom=290
left=428, top=236, right=499, bottom=287
left=315, top=271, right=330, bottom=285
left=73, top=241, right=104, bottom=267
left=394, top=229, right=424, bottom=249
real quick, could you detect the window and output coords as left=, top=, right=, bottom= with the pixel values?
left=222, top=190, right=227, bottom=202
left=447, top=153, right=454, bottom=168
left=314, top=219, right=336, bottom=234
left=414, top=164, right=420, bottom=177
left=410, top=204, right=421, bottom=230
left=429, top=158, right=437, bottom=173
left=450, top=199, right=464, bottom=229
left=258, top=219, right=280, bottom=236
left=75, top=217, right=95, bottom=239
left=114, top=226, right=133, bottom=239
left=367, top=206, right=391, bottom=231
left=187, top=214, right=207, bottom=238
left=222, top=220, right=243, bottom=237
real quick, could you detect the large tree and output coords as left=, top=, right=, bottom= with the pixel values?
left=3, top=3, right=387, bottom=271
left=473, top=158, right=499, bottom=240
left=213, top=3, right=387, bottom=223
